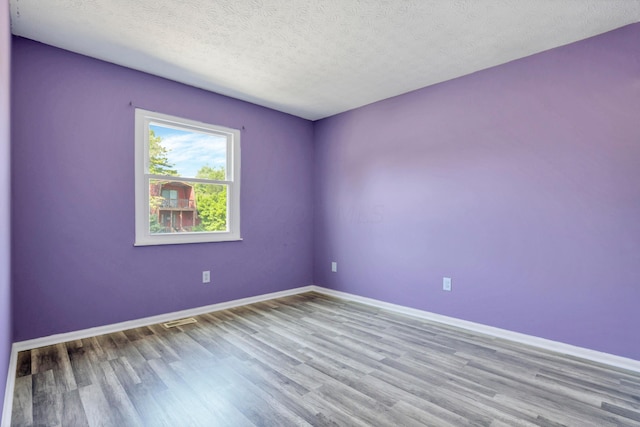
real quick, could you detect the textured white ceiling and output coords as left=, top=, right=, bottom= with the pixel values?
left=9, top=0, right=640, bottom=120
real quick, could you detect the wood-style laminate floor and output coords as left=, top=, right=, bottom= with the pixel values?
left=9, top=292, right=640, bottom=426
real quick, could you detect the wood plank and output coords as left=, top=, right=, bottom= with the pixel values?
left=10, top=375, right=33, bottom=427
left=15, top=351, right=31, bottom=378
left=60, top=390, right=90, bottom=427
left=78, top=383, right=120, bottom=427
left=31, top=370, right=62, bottom=427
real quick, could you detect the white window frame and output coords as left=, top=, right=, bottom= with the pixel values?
left=134, top=109, right=241, bottom=246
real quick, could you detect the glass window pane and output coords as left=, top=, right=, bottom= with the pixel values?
left=193, top=182, right=228, bottom=232
left=149, top=180, right=227, bottom=234
left=149, top=123, right=227, bottom=179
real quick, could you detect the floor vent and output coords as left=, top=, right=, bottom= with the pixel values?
left=162, top=317, right=198, bottom=329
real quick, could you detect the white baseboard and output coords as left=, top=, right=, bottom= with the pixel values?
left=2, top=345, right=17, bottom=427
left=3, top=284, right=639, bottom=426
left=310, top=286, right=640, bottom=374
left=12, top=285, right=316, bottom=352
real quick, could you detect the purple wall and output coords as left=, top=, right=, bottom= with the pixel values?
left=11, top=38, right=314, bottom=341
left=0, top=0, right=11, bottom=419
left=314, top=24, right=640, bottom=360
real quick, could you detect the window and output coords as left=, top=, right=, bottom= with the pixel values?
left=135, top=109, right=241, bottom=245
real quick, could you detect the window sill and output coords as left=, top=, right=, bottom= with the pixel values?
left=134, top=234, right=243, bottom=246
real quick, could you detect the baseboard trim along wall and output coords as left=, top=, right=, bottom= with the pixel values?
left=315, top=287, right=640, bottom=374
left=3, top=284, right=639, bottom=425
left=12, top=285, right=316, bottom=352
left=2, top=349, right=17, bottom=427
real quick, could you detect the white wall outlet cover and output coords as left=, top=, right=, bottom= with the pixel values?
left=331, top=262, right=338, bottom=273
left=202, top=271, right=211, bottom=283
left=443, top=277, right=452, bottom=291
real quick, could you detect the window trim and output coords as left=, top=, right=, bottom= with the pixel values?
left=134, top=109, right=241, bottom=246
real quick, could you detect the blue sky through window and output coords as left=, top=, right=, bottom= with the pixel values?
left=151, top=123, right=227, bottom=178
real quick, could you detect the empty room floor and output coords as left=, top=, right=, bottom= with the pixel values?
left=9, top=292, right=640, bottom=426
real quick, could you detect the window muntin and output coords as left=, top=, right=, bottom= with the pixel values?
left=135, top=109, right=241, bottom=245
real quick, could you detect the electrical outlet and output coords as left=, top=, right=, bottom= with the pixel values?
left=202, top=270, right=211, bottom=284
left=331, top=262, right=338, bottom=273
left=443, top=277, right=452, bottom=291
